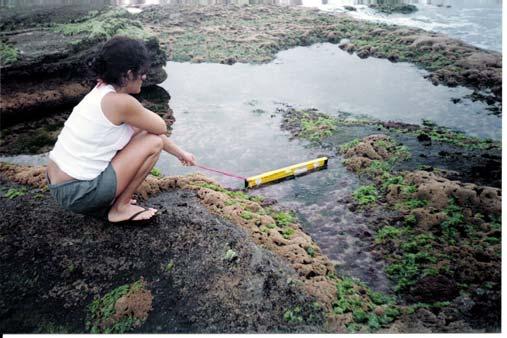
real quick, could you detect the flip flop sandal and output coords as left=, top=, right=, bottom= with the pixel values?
left=109, top=207, right=157, bottom=226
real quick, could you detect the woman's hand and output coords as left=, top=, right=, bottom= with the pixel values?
left=178, top=151, right=196, bottom=166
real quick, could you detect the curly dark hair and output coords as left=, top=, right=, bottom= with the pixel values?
left=89, top=36, right=150, bottom=87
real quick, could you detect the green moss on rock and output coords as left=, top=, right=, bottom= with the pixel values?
left=0, top=41, right=19, bottom=66
left=87, top=279, right=152, bottom=334
left=53, top=8, right=151, bottom=44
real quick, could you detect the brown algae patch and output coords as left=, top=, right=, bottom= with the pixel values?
left=0, top=87, right=173, bottom=155
left=86, top=278, right=153, bottom=333
left=0, top=114, right=67, bottom=155
left=135, top=173, right=338, bottom=308
left=139, top=4, right=501, bottom=105
left=0, top=162, right=47, bottom=189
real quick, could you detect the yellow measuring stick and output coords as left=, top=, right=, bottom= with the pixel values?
left=245, top=157, right=328, bottom=188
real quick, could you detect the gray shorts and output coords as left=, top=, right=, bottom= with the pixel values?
left=47, top=163, right=117, bottom=219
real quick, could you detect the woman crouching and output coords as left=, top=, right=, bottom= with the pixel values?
left=46, top=36, right=195, bottom=223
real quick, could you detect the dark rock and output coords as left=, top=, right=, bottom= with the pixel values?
left=387, top=54, right=400, bottom=62
left=0, top=181, right=325, bottom=333
left=408, top=275, right=460, bottom=303
left=370, top=4, right=418, bottom=15
left=417, top=133, right=432, bottom=144
left=356, top=47, right=371, bottom=59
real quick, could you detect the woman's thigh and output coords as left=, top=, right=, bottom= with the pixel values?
left=111, top=131, right=163, bottom=197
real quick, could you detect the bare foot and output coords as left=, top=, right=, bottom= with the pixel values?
left=108, top=203, right=157, bottom=223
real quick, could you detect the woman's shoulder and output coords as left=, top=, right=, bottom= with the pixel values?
left=102, top=90, right=139, bottom=109
left=101, top=90, right=142, bottom=123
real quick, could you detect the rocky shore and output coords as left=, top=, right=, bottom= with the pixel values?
left=0, top=3, right=501, bottom=333
left=0, top=171, right=325, bottom=333
left=1, top=3, right=501, bottom=121
left=279, top=107, right=501, bottom=332
left=138, top=4, right=501, bottom=109
left=1, top=163, right=415, bottom=333
left=0, top=5, right=167, bottom=126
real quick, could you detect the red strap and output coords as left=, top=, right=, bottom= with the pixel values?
left=194, top=164, right=246, bottom=180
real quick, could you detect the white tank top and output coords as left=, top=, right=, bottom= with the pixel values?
left=49, top=84, right=134, bottom=180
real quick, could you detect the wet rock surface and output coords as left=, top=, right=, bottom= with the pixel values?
left=0, top=86, right=174, bottom=156
left=368, top=3, right=418, bottom=15
left=0, top=6, right=167, bottom=126
left=0, top=178, right=326, bottom=333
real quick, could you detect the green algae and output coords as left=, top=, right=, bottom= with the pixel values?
left=279, top=107, right=499, bottom=327
left=283, top=306, right=304, bottom=324
left=224, top=249, right=238, bottom=261
left=36, top=322, right=70, bottom=333
left=164, top=260, right=175, bottom=273
left=342, top=113, right=499, bottom=151
left=403, top=214, right=417, bottom=226
left=332, top=276, right=401, bottom=332
left=0, top=41, right=19, bottom=66
left=3, top=186, right=28, bottom=199
left=394, top=198, right=428, bottom=211
left=352, top=185, right=378, bottom=205
left=380, top=174, right=404, bottom=190
left=339, top=138, right=361, bottom=153
left=299, top=114, right=337, bottom=142
left=283, top=108, right=339, bottom=143
left=87, top=279, right=149, bottom=334
left=283, top=302, right=324, bottom=326
left=287, top=107, right=499, bottom=153
left=240, top=210, right=254, bottom=220
left=381, top=229, right=449, bottom=292
left=272, top=211, right=295, bottom=227
left=374, top=226, right=409, bottom=244
left=150, top=167, right=162, bottom=177
left=440, top=198, right=465, bottom=244
left=52, top=8, right=151, bottom=44
left=281, top=226, right=295, bottom=239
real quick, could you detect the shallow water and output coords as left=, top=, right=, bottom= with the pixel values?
left=2, top=42, right=499, bottom=291
left=151, top=43, right=497, bottom=290
left=301, top=0, right=502, bottom=52
left=162, top=43, right=499, bottom=140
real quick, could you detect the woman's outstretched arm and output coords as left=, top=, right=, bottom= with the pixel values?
left=161, top=134, right=196, bottom=166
